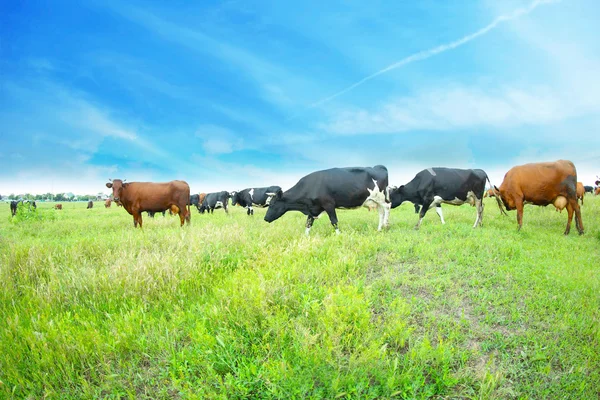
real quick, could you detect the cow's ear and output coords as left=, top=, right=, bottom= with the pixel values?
left=106, top=183, right=113, bottom=188
left=276, top=189, right=283, bottom=199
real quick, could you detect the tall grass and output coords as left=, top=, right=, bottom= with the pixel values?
left=1, top=198, right=599, bottom=398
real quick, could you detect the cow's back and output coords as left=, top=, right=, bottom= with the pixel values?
left=502, top=160, right=577, bottom=204
left=292, top=166, right=388, bottom=207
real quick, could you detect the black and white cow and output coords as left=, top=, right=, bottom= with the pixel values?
left=199, top=191, right=230, bottom=214
left=264, top=165, right=390, bottom=235
left=231, top=186, right=282, bottom=215
left=388, top=167, right=500, bottom=230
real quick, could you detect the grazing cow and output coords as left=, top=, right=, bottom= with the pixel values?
left=576, top=182, right=585, bottom=205
left=199, top=191, right=230, bottom=214
left=584, top=185, right=593, bottom=194
left=388, top=168, right=502, bottom=230
left=55, top=204, right=63, bottom=210
left=231, top=186, right=282, bottom=215
left=494, top=160, right=583, bottom=235
left=87, top=200, right=94, bottom=209
left=105, top=199, right=112, bottom=208
left=10, top=200, right=20, bottom=217
left=106, top=179, right=191, bottom=228
left=264, top=165, right=390, bottom=235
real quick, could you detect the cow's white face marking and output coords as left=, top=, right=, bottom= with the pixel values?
left=249, top=188, right=254, bottom=200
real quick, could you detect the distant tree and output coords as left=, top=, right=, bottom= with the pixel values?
left=35, top=194, right=44, bottom=201
left=8, top=194, right=16, bottom=200
left=54, top=193, right=66, bottom=202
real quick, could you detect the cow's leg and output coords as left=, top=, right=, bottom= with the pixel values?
left=564, top=201, right=574, bottom=235
left=377, top=206, right=385, bottom=231
left=247, top=207, right=251, bottom=215
left=435, top=205, right=445, bottom=224
left=414, top=204, right=420, bottom=214
left=574, top=201, right=584, bottom=235
left=473, top=197, right=483, bottom=228
left=132, top=211, right=142, bottom=228
left=515, top=199, right=524, bottom=231
left=324, top=207, right=340, bottom=234
left=382, top=202, right=390, bottom=228
left=305, top=215, right=315, bottom=236
left=415, top=202, right=431, bottom=230
left=224, top=205, right=229, bottom=214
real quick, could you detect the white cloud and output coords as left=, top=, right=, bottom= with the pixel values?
left=195, top=124, right=244, bottom=155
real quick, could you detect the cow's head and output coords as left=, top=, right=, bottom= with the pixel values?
left=387, top=185, right=405, bottom=209
left=493, top=185, right=512, bottom=212
left=230, top=191, right=239, bottom=206
left=264, top=189, right=284, bottom=223
left=106, top=179, right=128, bottom=203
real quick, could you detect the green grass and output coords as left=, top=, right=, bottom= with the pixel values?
left=1, top=197, right=599, bottom=399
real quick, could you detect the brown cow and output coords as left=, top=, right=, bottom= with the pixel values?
left=576, top=182, right=584, bottom=205
left=106, top=179, right=191, bottom=228
left=55, top=204, right=63, bottom=210
left=596, top=187, right=600, bottom=196
left=494, top=160, right=584, bottom=235
left=87, top=200, right=94, bottom=209
left=105, top=199, right=112, bottom=208
left=483, top=188, right=497, bottom=198
left=199, top=192, right=207, bottom=205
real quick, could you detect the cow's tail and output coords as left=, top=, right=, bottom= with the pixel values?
left=485, top=174, right=507, bottom=216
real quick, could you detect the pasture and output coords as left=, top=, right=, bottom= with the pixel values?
left=1, top=198, right=599, bottom=398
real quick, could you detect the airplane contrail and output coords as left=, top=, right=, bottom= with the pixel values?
left=308, top=0, right=562, bottom=109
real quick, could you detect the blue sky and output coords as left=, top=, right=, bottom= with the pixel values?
left=1, top=0, right=599, bottom=195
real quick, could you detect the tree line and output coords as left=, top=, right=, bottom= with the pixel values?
left=3, top=193, right=107, bottom=202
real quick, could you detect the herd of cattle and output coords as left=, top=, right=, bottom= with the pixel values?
left=9, top=160, right=599, bottom=236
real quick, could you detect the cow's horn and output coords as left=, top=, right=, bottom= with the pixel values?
left=108, top=178, right=112, bottom=182
left=123, top=179, right=127, bottom=182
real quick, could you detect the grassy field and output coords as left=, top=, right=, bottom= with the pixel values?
left=1, top=197, right=599, bottom=399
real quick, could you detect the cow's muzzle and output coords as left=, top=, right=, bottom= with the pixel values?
left=114, top=197, right=120, bottom=202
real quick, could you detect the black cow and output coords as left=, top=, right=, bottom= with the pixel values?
left=264, top=165, right=390, bottom=235
left=189, top=194, right=201, bottom=212
left=231, top=186, right=282, bottom=215
left=10, top=200, right=20, bottom=217
left=199, top=191, right=230, bottom=214
left=388, top=167, right=502, bottom=230
left=584, top=185, right=594, bottom=194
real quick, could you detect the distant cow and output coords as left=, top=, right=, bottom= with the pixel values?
left=576, top=182, right=585, bottom=205
left=264, top=165, right=390, bottom=235
left=105, top=199, right=112, bottom=208
left=231, top=186, right=282, bottom=215
left=55, top=204, right=63, bottom=210
left=106, top=179, right=191, bottom=228
left=199, top=191, right=230, bottom=214
left=388, top=168, right=502, bottom=230
left=87, top=200, right=94, bottom=209
left=189, top=194, right=202, bottom=212
left=584, top=185, right=593, bottom=194
left=495, top=160, right=583, bottom=235
left=10, top=200, right=20, bottom=217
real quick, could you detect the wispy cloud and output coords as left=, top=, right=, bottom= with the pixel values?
left=308, top=0, right=561, bottom=108
left=321, top=82, right=600, bottom=135
left=195, top=124, right=245, bottom=155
